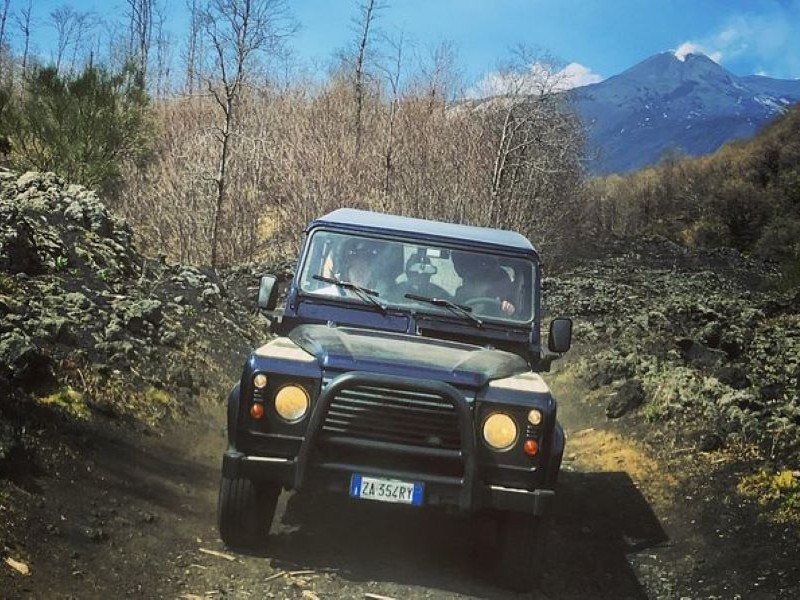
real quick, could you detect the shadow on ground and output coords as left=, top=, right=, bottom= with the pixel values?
left=262, top=468, right=667, bottom=598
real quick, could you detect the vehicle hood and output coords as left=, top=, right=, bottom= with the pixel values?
left=287, top=324, right=528, bottom=388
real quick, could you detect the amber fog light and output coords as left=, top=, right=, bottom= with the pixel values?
left=253, top=373, right=268, bottom=389
left=523, top=439, right=539, bottom=456
left=527, top=409, right=543, bottom=426
left=274, top=385, right=310, bottom=422
left=250, top=403, right=265, bottom=419
left=482, top=413, right=518, bottom=451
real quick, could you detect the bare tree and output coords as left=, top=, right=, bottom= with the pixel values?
left=375, top=29, right=404, bottom=204
left=13, top=0, right=34, bottom=77
left=479, top=47, right=585, bottom=254
left=184, top=0, right=202, bottom=93
left=126, top=0, right=154, bottom=83
left=69, top=11, right=99, bottom=72
left=0, top=0, right=9, bottom=49
left=199, top=0, right=294, bottom=267
left=351, top=0, right=382, bottom=157
left=417, top=41, right=460, bottom=111
left=50, top=5, right=95, bottom=73
left=0, top=0, right=11, bottom=79
left=152, top=4, right=171, bottom=97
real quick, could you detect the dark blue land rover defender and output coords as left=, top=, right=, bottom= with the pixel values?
left=218, top=209, right=572, bottom=591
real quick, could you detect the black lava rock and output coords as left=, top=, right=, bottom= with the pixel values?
left=606, top=379, right=646, bottom=419
left=697, top=432, right=724, bottom=452
left=676, top=337, right=728, bottom=369
left=716, top=365, right=750, bottom=389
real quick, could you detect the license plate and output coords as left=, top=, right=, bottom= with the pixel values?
left=349, top=474, right=424, bottom=506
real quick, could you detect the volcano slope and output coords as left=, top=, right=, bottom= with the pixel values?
left=2, top=172, right=799, bottom=598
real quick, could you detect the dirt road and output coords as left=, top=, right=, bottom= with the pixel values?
left=3, top=370, right=798, bottom=599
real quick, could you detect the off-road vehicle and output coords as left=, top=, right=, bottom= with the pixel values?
left=218, top=209, right=572, bottom=591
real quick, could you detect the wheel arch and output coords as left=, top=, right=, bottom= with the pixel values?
left=227, top=383, right=241, bottom=448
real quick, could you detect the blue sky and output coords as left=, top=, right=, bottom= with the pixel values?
left=17, top=0, right=800, bottom=87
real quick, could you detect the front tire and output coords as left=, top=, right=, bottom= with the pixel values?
left=495, top=512, right=548, bottom=592
left=217, top=476, right=280, bottom=549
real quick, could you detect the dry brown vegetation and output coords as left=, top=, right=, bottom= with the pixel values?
left=118, top=60, right=586, bottom=267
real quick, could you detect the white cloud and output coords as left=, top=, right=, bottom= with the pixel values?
left=560, top=63, right=605, bottom=88
left=673, top=41, right=723, bottom=63
left=715, top=27, right=738, bottom=45
left=469, top=61, right=603, bottom=98
left=673, top=6, right=800, bottom=78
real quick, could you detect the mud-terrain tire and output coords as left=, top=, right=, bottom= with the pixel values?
left=495, top=512, right=548, bottom=592
left=217, top=476, right=280, bottom=549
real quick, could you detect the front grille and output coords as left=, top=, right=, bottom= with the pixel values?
left=321, top=384, right=461, bottom=450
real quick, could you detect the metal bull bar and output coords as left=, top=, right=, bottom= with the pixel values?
left=293, top=371, right=478, bottom=511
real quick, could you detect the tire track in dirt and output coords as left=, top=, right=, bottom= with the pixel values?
left=3, top=367, right=736, bottom=599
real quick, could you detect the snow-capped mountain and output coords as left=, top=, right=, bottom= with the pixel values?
left=570, top=52, right=800, bottom=174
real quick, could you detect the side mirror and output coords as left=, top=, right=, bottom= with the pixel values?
left=257, top=275, right=279, bottom=310
left=548, top=318, right=572, bottom=354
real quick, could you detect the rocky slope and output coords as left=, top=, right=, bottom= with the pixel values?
left=0, top=170, right=274, bottom=555
left=546, top=238, right=800, bottom=520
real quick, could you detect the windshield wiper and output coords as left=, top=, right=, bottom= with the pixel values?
left=312, top=274, right=387, bottom=314
left=404, top=293, right=483, bottom=327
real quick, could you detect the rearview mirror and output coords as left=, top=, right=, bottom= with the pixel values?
left=257, top=275, right=279, bottom=310
left=548, top=318, right=572, bottom=354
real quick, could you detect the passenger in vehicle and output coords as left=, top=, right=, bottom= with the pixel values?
left=315, top=241, right=382, bottom=296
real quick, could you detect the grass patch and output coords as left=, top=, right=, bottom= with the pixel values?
left=140, top=386, right=174, bottom=423
left=0, top=483, right=10, bottom=505
left=38, top=386, right=89, bottom=419
left=0, top=272, right=17, bottom=293
left=738, top=469, right=800, bottom=525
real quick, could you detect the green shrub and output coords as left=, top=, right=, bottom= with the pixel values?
left=754, top=218, right=800, bottom=264
left=1, top=64, right=156, bottom=195
left=754, top=218, right=800, bottom=287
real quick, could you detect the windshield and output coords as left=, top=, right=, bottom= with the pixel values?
left=298, top=230, right=536, bottom=324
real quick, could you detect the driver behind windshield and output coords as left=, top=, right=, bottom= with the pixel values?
left=453, top=251, right=517, bottom=316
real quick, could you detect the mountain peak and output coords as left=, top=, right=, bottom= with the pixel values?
left=674, top=48, right=711, bottom=63
left=569, top=51, right=800, bottom=174
left=603, top=50, right=735, bottom=90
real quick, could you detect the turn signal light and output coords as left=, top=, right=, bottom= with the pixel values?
left=250, top=403, right=265, bottom=419
left=523, top=439, right=539, bottom=456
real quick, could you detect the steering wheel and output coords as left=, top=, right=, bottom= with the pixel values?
left=464, top=297, right=503, bottom=313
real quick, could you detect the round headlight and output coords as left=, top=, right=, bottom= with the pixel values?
left=482, top=413, right=518, bottom=451
left=528, top=409, right=543, bottom=426
left=253, top=373, right=268, bottom=389
left=274, top=385, right=310, bottom=422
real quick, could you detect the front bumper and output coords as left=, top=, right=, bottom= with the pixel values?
left=222, top=450, right=555, bottom=515
left=226, top=370, right=555, bottom=516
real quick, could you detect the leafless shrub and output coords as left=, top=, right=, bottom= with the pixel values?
left=120, top=38, right=586, bottom=267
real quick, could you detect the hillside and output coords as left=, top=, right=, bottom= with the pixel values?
left=0, top=170, right=270, bottom=569
left=1, top=171, right=798, bottom=598
left=587, top=101, right=800, bottom=285
left=571, top=52, right=800, bottom=174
